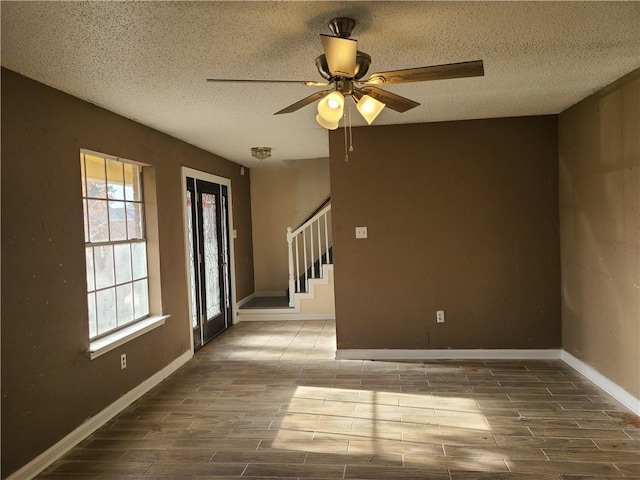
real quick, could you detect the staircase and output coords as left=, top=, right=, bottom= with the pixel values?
left=237, top=201, right=334, bottom=321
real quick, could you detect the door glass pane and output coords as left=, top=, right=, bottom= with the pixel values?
left=221, top=195, right=231, bottom=309
left=87, top=199, right=109, bottom=242
left=109, top=201, right=127, bottom=241
left=202, top=192, right=221, bottom=319
left=116, top=283, right=134, bottom=326
left=85, top=247, right=95, bottom=291
left=187, top=191, right=199, bottom=329
left=94, top=245, right=115, bottom=290
left=88, top=292, right=97, bottom=338
left=133, top=279, right=149, bottom=318
left=131, top=242, right=147, bottom=280
left=114, top=244, right=132, bottom=284
left=96, top=287, right=117, bottom=334
left=106, top=159, right=125, bottom=200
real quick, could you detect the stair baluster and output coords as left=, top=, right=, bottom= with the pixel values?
left=286, top=203, right=332, bottom=307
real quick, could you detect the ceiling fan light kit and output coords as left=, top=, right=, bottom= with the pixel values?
left=315, top=114, right=339, bottom=130
left=317, top=91, right=345, bottom=123
left=355, top=94, right=386, bottom=125
left=207, top=16, right=484, bottom=140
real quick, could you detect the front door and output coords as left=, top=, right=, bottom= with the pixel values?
left=186, top=178, right=232, bottom=351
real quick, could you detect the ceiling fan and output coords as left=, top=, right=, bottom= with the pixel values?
left=207, top=17, right=484, bottom=130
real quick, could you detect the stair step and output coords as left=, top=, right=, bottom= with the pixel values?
left=238, top=265, right=334, bottom=322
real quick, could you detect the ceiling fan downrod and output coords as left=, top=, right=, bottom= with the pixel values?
left=336, top=79, right=354, bottom=95
left=328, top=17, right=356, bottom=38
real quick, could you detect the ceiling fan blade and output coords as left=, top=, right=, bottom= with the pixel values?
left=206, top=78, right=330, bottom=87
left=362, top=60, right=484, bottom=85
left=321, top=34, right=357, bottom=77
left=274, top=90, right=333, bottom=115
left=358, top=86, right=420, bottom=113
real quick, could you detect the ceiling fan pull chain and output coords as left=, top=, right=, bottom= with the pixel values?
left=348, top=102, right=354, bottom=153
left=343, top=112, right=349, bottom=162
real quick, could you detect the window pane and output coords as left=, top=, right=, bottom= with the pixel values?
left=85, top=247, right=95, bottom=291
left=80, top=154, right=87, bottom=197
left=126, top=202, right=144, bottom=239
left=131, top=242, right=147, bottom=280
left=88, top=292, right=97, bottom=338
left=96, top=288, right=117, bottom=334
left=85, top=154, right=107, bottom=199
left=83, top=153, right=149, bottom=339
left=94, top=245, right=115, bottom=290
left=133, top=279, right=149, bottom=319
left=124, top=163, right=142, bottom=201
left=114, top=244, right=132, bottom=284
left=87, top=199, right=109, bottom=243
left=83, top=199, right=89, bottom=242
left=106, top=159, right=125, bottom=200
left=116, top=283, right=134, bottom=326
left=109, top=201, right=127, bottom=241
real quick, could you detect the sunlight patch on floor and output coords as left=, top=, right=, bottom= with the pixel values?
left=271, top=385, right=492, bottom=455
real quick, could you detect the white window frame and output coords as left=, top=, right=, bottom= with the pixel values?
left=81, top=149, right=168, bottom=359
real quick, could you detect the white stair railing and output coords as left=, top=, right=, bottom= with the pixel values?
left=287, top=203, right=332, bottom=307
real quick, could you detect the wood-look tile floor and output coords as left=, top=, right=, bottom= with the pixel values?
left=39, top=321, right=639, bottom=479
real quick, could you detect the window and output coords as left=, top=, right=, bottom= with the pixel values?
left=81, top=151, right=149, bottom=340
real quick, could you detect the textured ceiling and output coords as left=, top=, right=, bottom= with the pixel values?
left=2, top=1, right=639, bottom=167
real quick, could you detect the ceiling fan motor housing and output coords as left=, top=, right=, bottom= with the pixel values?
left=315, top=51, right=371, bottom=82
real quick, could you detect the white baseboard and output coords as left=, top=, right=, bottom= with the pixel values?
left=9, top=344, right=638, bottom=479
left=236, top=292, right=255, bottom=308
left=235, top=293, right=256, bottom=325
left=334, top=348, right=639, bottom=415
left=7, top=350, right=192, bottom=480
left=335, top=349, right=562, bottom=361
left=560, top=350, right=640, bottom=416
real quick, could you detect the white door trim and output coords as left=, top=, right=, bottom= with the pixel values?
left=180, top=167, right=238, bottom=354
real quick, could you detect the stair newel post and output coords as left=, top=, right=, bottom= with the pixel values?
left=286, top=227, right=296, bottom=307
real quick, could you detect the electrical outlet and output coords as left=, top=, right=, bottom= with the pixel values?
left=436, top=310, right=445, bottom=323
left=120, top=353, right=127, bottom=370
left=355, top=226, right=368, bottom=239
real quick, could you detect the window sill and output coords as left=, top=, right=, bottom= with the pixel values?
left=88, top=315, right=169, bottom=360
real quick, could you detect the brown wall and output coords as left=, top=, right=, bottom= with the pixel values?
left=329, top=116, right=560, bottom=350
left=559, top=69, right=640, bottom=398
left=0, top=68, right=254, bottom=476
left=251, top=159, right=330, bottom=293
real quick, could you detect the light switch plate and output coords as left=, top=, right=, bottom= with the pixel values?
left=355, top=226, right=368, bottom=239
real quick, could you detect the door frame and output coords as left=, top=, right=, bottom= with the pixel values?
left=181, top=167, right=238, bottom=354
